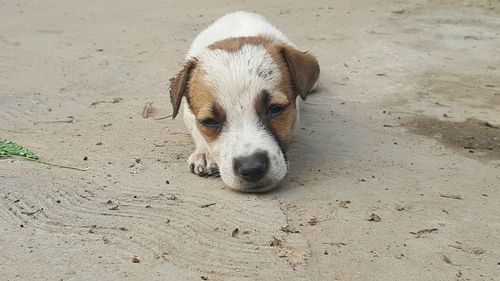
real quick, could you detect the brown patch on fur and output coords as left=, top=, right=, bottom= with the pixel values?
left=270, top=48, right=300, bottom=149
left=255, top=90, right=296, bottom=152
left=269, top=91, right=289, bottom=105
left=209, top=36, right=276, bottom=52
left=197, top=123, right=221, bottom=143
left=269, top=105, right=297, bottom=152
left=186, top=66, right=225, bottom=143
left=270, top=91, right=296, bottom=151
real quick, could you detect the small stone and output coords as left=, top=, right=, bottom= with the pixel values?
left=368, top=213, right=381, bottom=222
left=308, top=217, right=319, bottom=226
left=269, top=236, right=281, bottom=247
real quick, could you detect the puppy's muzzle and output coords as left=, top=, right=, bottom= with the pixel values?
left=233, top=151, right=269, bottom=183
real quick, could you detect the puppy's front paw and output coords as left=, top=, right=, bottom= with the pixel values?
left=188, top=151, right=219, bottom=177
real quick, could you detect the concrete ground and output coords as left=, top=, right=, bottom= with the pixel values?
left=1, top=0, right=499, bottom=280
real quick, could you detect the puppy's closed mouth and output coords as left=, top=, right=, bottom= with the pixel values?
left=168, top=11, right=319, bottom=192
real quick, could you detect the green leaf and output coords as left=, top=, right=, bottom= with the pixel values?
left=1, top=139, right=86, bottom=171
left=0, top=140, right=39, bottom=160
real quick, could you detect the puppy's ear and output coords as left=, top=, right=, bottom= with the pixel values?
left=169, top=59, right=197, bottom=118
left=280, top=46, right=320, bottom=100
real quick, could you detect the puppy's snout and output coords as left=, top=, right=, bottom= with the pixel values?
left=233, top=151, right=270, bottom=182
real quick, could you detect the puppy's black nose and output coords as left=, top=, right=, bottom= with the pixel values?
left=233, top=151, right=269, bottom=182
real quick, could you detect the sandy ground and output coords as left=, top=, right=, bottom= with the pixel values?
left=1, top=0, right=500, bottom=280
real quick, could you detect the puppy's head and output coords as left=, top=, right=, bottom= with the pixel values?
left=170, top=37, right=319, bottom=192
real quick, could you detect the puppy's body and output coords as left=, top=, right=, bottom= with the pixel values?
left=170, top=11, right=319, bottom=192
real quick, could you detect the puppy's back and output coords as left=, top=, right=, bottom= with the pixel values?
left=186, top=11, right=294, bottom=59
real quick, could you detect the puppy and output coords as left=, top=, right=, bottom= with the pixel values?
left=169, top=11, right=319, bottom=192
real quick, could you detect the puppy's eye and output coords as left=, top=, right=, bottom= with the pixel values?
left=267, top=104, right=286, bottom=117
left=200, top=118, right=221, bottom=128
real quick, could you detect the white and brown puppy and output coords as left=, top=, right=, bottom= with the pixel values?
left=169, top=11, right=319, bottom=192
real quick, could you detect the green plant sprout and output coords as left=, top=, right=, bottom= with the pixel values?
left=0, top=140, right=86, bottom=171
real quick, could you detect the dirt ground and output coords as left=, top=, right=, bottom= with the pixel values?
left=1, top=0, right=500, bottom=280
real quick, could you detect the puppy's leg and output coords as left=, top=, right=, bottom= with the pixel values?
left=188, top=126, right=219, bottom=177
left=184, top=104, right=219, bottom=177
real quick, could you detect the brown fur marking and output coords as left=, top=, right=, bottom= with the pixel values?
left=187, top=66, right=226, bottom=143
left=255, top=89, right=296, bottom=152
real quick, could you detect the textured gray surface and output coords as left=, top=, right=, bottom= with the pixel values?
left=1, top=0, right=499, bottom=280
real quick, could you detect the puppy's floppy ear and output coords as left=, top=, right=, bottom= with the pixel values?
left=280, top=46, right=320, bottom=100
left=169, top=59, right=197, bottom=119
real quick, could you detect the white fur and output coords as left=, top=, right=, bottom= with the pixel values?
left=182, top=11, right=295, bottom=191
left=186, top=11, right=294, bottom=59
